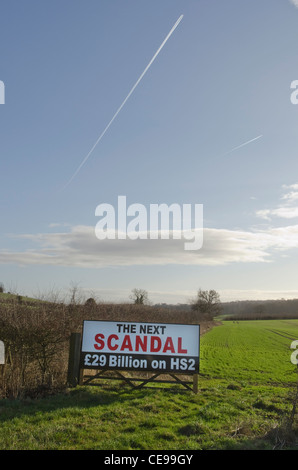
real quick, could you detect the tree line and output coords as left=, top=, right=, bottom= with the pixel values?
left=222, top=298, right=298, bottom=320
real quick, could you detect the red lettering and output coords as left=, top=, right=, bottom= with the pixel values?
left=107, top=334, right=119, bottom=351
left=120, top=335, right=133, bottom=352
left=163, top=337, right=175, bottom=353
left=150, top=336, right=162, bottom=352
left=177, top=337, right=187, bottom=354
left=135, top=335, right=147, bottom=352
left=94, top=333, right=105, bottom=350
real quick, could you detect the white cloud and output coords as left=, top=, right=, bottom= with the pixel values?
left=2, top=184, right=298, bottom=270
left=290, top=0, right=298, bottom=8
left=1, top=223, right=298, bottom=269
left=256, top=183, right=298, bottom=220
left=281, top=183, right=298, bottom=203
left=256, top=207, right=298, bottom=220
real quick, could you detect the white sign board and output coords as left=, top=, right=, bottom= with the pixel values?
left=81, top=321, right=200, bottom=373
left=0, top=341, right=5, bottom=365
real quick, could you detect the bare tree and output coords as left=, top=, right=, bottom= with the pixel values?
left=190, top=289, right=221, bottom=320
left=68, top=282, right=85, bottom=305
left=130, top=288, right=150, bottom=305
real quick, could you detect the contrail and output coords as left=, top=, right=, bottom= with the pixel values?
left=63, top=14, right=184, bottom=189
left=220, top=134, right=263, bottom=158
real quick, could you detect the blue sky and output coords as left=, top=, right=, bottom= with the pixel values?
left=1, top=0, right=298, bottom=304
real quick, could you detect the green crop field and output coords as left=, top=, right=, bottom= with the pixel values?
left=1, top=319, right=298, bottom=450
left=200, top=320, right=298, bottom=384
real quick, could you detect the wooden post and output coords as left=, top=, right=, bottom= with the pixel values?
left=193, top=374, right=198, bottom=394
left=67, top=333, right=81, bottom=387
left=79, top=368, right=84, bottom=386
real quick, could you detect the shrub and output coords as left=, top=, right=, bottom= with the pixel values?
left=0, top=300, right=204, bottom=398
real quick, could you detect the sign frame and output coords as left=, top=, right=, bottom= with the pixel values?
left=76, top=320, right=200, bottom=393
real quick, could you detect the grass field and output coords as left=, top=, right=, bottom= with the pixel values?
left=200, top=320, right=298, bottom=384
left=0, top=319, right=298, bottom=450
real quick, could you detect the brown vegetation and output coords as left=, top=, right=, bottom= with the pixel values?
left=0, top=297, right=210, bottom=399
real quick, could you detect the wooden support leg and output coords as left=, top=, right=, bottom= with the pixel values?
left=67, top=333, right=82, bottom=387
left=193, top=374, right=198, bottom=394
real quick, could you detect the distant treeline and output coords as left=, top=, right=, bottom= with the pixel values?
left=221, top=299, right=298, bottom=320
left=155, top=299, right=298, bottom=320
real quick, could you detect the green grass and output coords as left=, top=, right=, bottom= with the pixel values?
left=200, top=320, right=298, bottom=384
left=0, top=381, right=291, bottom=450
left=0, top=319, right=298, bottom=450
